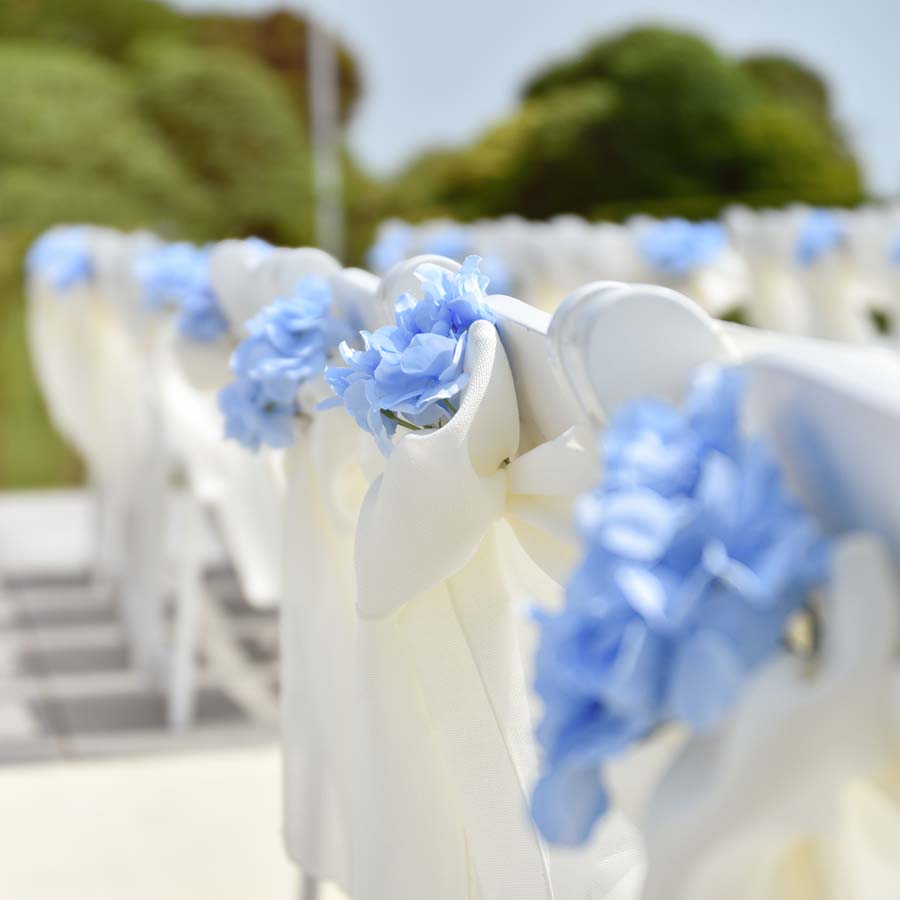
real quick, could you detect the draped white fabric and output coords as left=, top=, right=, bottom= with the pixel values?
left=352, top=320, right=642, bottom=899
left=26, top=263, right=149, bottom=574
left=279, top=380, right=371, bottom=891
left=155, top=328, right=284, bottom=607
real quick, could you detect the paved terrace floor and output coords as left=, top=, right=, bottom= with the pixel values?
left=0, top=489, right=345, bottom=899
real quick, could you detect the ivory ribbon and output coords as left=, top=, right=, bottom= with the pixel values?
left=353, top=321, right=641, bottom=900
left=280, top=381, right=371, bottom=893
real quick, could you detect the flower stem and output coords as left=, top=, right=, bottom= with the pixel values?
left=381, top=409, right=423, bottom=431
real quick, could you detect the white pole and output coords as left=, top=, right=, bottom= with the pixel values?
left=308, top=20, right=344, bottom=260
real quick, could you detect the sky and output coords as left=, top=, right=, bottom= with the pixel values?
left=170, top=0, right=900, bottom=195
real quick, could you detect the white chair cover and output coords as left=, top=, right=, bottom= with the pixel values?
left=352, top=317, right=642, bottom=900
left=276, top=263, right=381, bottom=892
left=552, top=282, right=900, bottom=899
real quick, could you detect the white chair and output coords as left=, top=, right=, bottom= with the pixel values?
left=349, top=255, right=644, bottom=900
left=549, top=280, right=900, bottom=898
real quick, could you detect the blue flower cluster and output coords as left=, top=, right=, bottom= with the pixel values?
left=324, top=256, right=496, bottom=455
left=422, top=225, right=472, bottom=262
left=366, top=221, right=415, bottom=274
left=890, top=230, right=900, bottom=266
left=531, top=366, right=831, bottom=846
left=136, top=242, right=229, bottom=342
left=366, top=222, right=513, bottom=295
left=26, top=227, right=93, bottom=292
left=795, top=209, right=844, bottom=267
left=639, top=219, right=726, bottom=278
left=219, top=275, right=347, bottom=451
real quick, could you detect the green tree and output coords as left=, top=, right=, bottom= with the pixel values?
left=389, top=26, right=864, bottom=222
left=131, top=40, right=314, bottom=244
left=195, top=11, right=361, bottom=124
left=0, top=41, right=208, bottom=233
left=0, top=0, right=186, bottom=59
left=740, top=54, right=831, bottom=123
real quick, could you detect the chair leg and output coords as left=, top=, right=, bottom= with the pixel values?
left=167, top=496, right=205, bottom=731
left=299, top=873, right=319, bottom=900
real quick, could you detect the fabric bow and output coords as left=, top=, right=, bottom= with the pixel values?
left=356, top=320, right=597, bottom=618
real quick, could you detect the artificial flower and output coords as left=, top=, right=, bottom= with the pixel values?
left=639, top=219, right=727, bottom=278
left=220, top=275, right=347, bottom=451
left=532, top=365, right=831, bottom=845
left=26, top=226, right=93, bottom=292
left=794, top=209, right=844, bottom=266
left=324, top=256, right=496, bottom=455
left=136, top=242, right=229, bottom=341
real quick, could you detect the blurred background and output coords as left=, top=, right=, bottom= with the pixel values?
left=1, top=0, right=896, bottom=489
left=0, top=3, right=896, bottom=897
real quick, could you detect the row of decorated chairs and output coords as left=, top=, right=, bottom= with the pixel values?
left=368, top=204, right=900, bottom=344
left=22, top=223, right=900, bottom=899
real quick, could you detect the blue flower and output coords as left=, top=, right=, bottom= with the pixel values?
left=219, top=275, right=348, bottom=451
left=531, top=365, right=831, bottom=845
left=639, top=219, right=726, bottom=278
left=889, top=231, right=900, bottom=266
left=324, top=255, right=496, bottom=455
left=795, top=209, right=844, bottom=266
left=480, top=255, right=514, bottom=296
left=136, top=242, right=229, bottom=342
left=367, top=221, right=415, bottom=274
left=218, top=379, right=295, bottom=452
left=422, top=225, right=472, bottom=261
left=367, top=222, right=514, bottom=295
left=243, top=236, right=274, bottom=257
left=26, top=227, right=93, bottom=292
left=418, top=226, right=514, bottom=296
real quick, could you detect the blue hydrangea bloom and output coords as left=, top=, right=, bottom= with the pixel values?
left=324, top=256, right=496, bottom=455
left=136, top=242, right=229, bottom=342
left=479, top=255, right=514, bottom=296
left=366, top=221, right=513, bottom=295
left=367, top=222, right=415, bottom=274
left=219, top=275, right=347, bottom=451
left=422, top=225, right=472, bottom=261
left=890, top=231, right=900, bottom=266
left=218, top=379, right=295, bottom=451
left=639, top=219, right=726, bottom=278
left=421, top=227, right=514, bottom=295
left=26, top=227, right=93, bottom=292
left=243, top=236, right=274, bottom=257
left=795, top=209, right=844, bottom=266
left=531, top=365, right=831, bottom=846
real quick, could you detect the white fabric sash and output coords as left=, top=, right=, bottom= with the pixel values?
left=280, top=383, right=371, bottom=893
left=353, top=321, right=640, bottom=899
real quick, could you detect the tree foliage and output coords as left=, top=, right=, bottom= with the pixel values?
left=0, top=41, right=207, bottom=233
left=131, top=40, right=313, bottom=244
left=387, top=26, right=864, bottom=222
